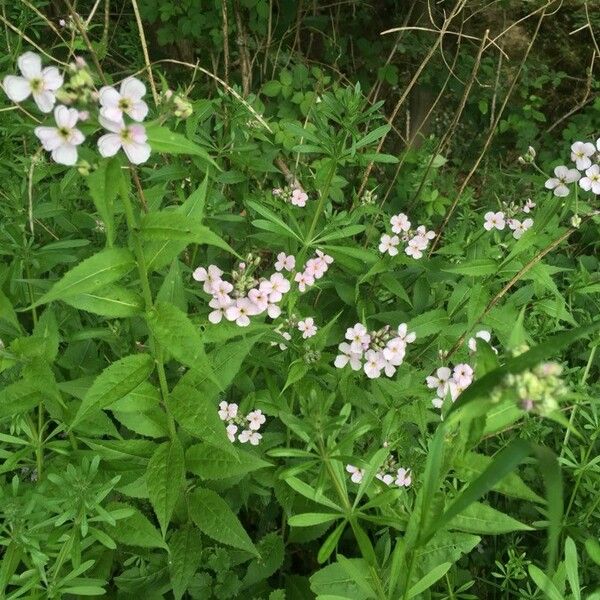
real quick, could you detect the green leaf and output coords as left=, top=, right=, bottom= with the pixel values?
left=0, top=380, right=40, bottom=419
left=140, top=211, right=238, bottom=257
left=147, top=438, right=185, bottom=536
left=87, top=157, right=121, bottom=246
left=146, top=302, right=212, bottom=374
left=64, top=285, right=143, bottom=317
left=288, top=513, right=341, bottom=527
left=564, top=537, right=580, bottom=600
left=243, top=533, right=285, bottom=588
left=169, top=525, right=203, bottom=600
left=0, top=290, right=19, bottom=330
left=443, top=259, right=498, bottom=276
left=30, top=247, right=135, bottom=308
left=528, top=564, right=563, bottom=600
left=72, top=354, right=155, bottom=426
left=188, top=487, right=258, bottom=555
left=406, top=562, right=451, bottom=599
left=145, top=124, right=218, bottom=167
left=262, top=80, right=282, bottom=96
left=446, top=501, right=533, bottom=534
left=106, top=502, right=167, bottom=549
left=186, top=443, right=271, bottom=479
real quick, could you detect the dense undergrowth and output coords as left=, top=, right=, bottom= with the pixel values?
left=0, top=1, right=599, bottom=598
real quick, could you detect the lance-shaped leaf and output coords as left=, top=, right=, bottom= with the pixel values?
left=145, top=124, right=219, bottom=168
left=64, top=285, right=144, bottom=317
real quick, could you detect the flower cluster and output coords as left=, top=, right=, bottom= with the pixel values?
left=346, top=451, right=412, bottom=488
left=542, top=138, right=600, bottom=197
left=2, top=51, right=152, bottom=166
left=193, top=257, right=291, bottom=327
left=379, top=213, right=435, bottom=259
left=294, top=250, right=334, bottom=292
left=218, top=402, right=266, bottom=445
left=272, top=185, right=309, bottom=207
left=426, top=363, right=474, bottom=410
left=270, top=313, right=318, bottom=350
left=483, top=198, right=535, bottom=240
left=335, top=323, right=415, bottom=379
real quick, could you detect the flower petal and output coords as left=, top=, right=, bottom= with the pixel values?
left=32, top=90, right=55, bottom=113
left=128, top=100, right=148, bottom=122
left=99, top=115, right=124, bottom=133
left=41, top=66, right=63, bottom=91
left=98, top=85, right=121, bottom=108
left=34, top=126, right=62, bottom=150
left=98, top=133, right=122, bottom=157
left=123, top=141, right=151, bottom=164
left=52, top=144, right=77, bottom=166
left=2, top=75, right=31, bottom=102
left=17, top=52, right=42, bottom=79
left=120, top=77, right=146, bottom=100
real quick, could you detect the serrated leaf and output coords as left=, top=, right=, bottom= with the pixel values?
left=30, top=247, right=135, bottom=308
left=0, top=380, right=41, bottom=419
left=189, top=487, right=258, bottom=555
left=447, top=501, right=533, bottom=534
left=147, top=438, right=185, bottom=536
left=186, top=443, right=271, bottom=479
left=243, top=533, right=284, bottom=588
left=106, top=502, right=166, bottom=549
left=72, top=354, right=155, bottom=426
left=169, top=525, right=203, bottom=600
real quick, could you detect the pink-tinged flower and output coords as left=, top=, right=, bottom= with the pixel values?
left=269, top=272, right=291, bottom=301
left=247, top=409, right=266, bottom=431
left=218, top=401, right=238, bottom=421
left=275, top=252, right=295, bottom=272
left=212, top=279, right=233, bottom=303
left=363, top=349, right=384, bottom=379
left=294, top=271, right=314, bottom=292
left=382, top=359, right=396, bottom=378
left=208, top=297, right=232, bottom=324
left=346, top=464, right=364, bottom=484
left=225, top=298, right=260, bottom=327
left=248, top=288, right=269, bottom=312
left=522, top=199, right=536, bottom=213
left=383, top=338, right=406, bottom=366
left=390, top=213, right=411, bottom=233
left=34, top=105, right=84, bottom=166
left=298, top=317, right=317, bottom=339
left=416, top=225, right=436, bottom=241
left=316, top=250, right=334, bottom=265
left=290, top=188, right=308, bottom=207
left=432, top=397, right=444, bottom=409
left=579, top=164, right=600, bottom=195
left=545, top=165, right=580, bottom=197
left=99, top=77, right=149, bottom=122
left=226, top=423, right=238, bottom=442
left=483, top=211, right=506, bottom=231
left=397, top=323, right=416, bottom=344
left=405, top=237, right=424, bottom=259
left=334, top=342, right=362, bottom=370
left=426, top=366, right=452, bottom=397
left=306, top=257, right=328, bottom=279
left=97, top=117, right=151, bottom=164
left=345, top=324, right=371, bottom=353
left=468, top=330, right=491, bottom=352
left=239, top=429, right=262, bottom=445
left=379, top=233, right=400, bottom=256
left=376, top=472, right=394, bottom=486
left=77, top=110, right=89, bottom=121
left=395, top=467, right=412, bottom=487
left=452, top=363, right=473, bottom=388
left=267, top=302, right=281, bottom=319
left=3, top=51, right=63, bottom=113
left=193, top=265, right=223, bottom=294
left=508, top=217, right=533, bottom=239
left=571, top=141, right=596, bottom=171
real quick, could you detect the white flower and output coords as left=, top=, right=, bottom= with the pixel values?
left=345, top=324, right=371, bottom=353
left=97, top=117, right=151, bottom=164
left=99, top=77, right=149, bottom=122
left=218, top=401, right=238, bottom=421
left=247, top=409, right=266, bottom=431
left=579, top=164, right=600, bottom=195
left=226, top=423, right=238, bottom=442
left=294, top=271, right=314, bottom=292
left=208, top=297, right=232, bottom=324
left=239, top=429, right=262, bottom=445
left=383, top=337, right=406, bottom=366
left=275, top=252, right=295, bottom=272
left=523, top=199, right=536, bottom=213
left=397, top=323, right=416, bottom=344
left=193, top=265, right=223, bottom=294
left=316, top=250, right=334, bottom=265
left=268, top=272, right=291, bottom=302
left=290, top=188, right=308, bottom=207
left=405, top=236, right=425, bottom=259
left=298, top=317, right=317, bottom=339
left=545, top=165, right=580, bottom=197
left=468, top=330, right=491, bottom=352
left=334, top=342, right=362, bottom=370
left=376, top=472, right=395, bottom=486
left=426, top=366, right=452, bottom=397
left=3, top=51, right=63, bottom=113
left=363, top=349, right=384, bottom=379
left=571, top=141, right=596, bottom=171
left=452, top=363, right=473, bottom=388
left=346, top=464, right=364, bottom=484
left=225, top=298, right=260, bottom=327
left=33, top=105, right=84, bottom=166
left=379, top=233, right=400, bottom=256
left=508, top=217, right=533, bottom=239
left=395, top=467, right=412, bottom=487
left=390, top=213, right=411, bottom=233
left=483, top=211, right=506, bottom=231
left=212, top=279, right=234, bottom=303
left=248, top=288, right=269, bottom=312
left=432, top=397, right=444, bottom=409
